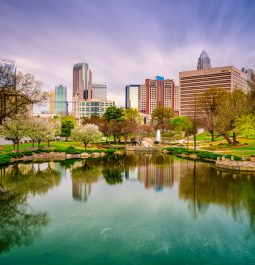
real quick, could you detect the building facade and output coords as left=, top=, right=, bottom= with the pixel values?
left=179, top=66, right=248, bottom=117
left=0, top=58, right=16, bottom=88
left=125, top=84, right=140, bottom=109
left=174, top=85, right=180, bottom=114
left=92, top=83, right=107, bottom=100
left=138, top=84, right=146, bottom=113
left=49, top=90, right=55, bottom=114
left=74, top=99, right=114, bottom=120
left=143, top=77, right=175, bottom=115
left=55, top=85, right=67, bottom=115
left=73, top=62, right=92, bottom=101
left=197, top=50, right=211, bottom=70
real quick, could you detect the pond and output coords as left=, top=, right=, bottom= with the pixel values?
left=0, top=154, right=255, bottom=265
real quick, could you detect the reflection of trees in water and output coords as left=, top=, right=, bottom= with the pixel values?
left=0, top=162, right=61, bottom=254
left=179, top=161, right=255, bottom=231
left=71, top=161, right=102, bottom=201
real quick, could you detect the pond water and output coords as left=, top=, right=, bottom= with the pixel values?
left=0, top=154, right=255, bottom=265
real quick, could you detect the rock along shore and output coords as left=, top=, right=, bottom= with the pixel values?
left=10, top=151, right=106, bottom=163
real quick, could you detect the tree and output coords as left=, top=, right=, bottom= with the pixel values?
left=198, top=88, right=226, bottom=141
left=152, top=106, right=173, bottom=132
left=104, top=106, right=124, bottom=143
left=0, top=67, right=48, bottom=124
left=124, top=108, right=142, bottom=124
left=234, top=114, right=255, bottom=139
left=215, top=89, right=248, bottom=145
left=247, top=72, right=255, bottom=113
left=60, top=116, right=77, bottom=140
left=71, top=124, right=102, bottom=150
left=0, top=115, right=27, bottom=150
left=171, top=116, right=193, bottom=148
left=104, top=106, right=124, bottom=122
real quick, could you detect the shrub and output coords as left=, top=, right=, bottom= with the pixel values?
left=65, top=146, right=83, bottom=154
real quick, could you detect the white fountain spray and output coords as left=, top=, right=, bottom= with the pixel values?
left=156, top=129, right=161, bottom=142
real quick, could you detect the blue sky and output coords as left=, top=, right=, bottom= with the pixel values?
left=1, top=0, right=255, bottom=107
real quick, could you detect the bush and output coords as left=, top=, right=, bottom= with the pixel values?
left=65, top=146, right=83, bottom=154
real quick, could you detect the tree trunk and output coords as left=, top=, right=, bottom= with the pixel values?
left=193, top=132, right=197, bottom=150
left=84, top=143, right=87, bottom=151
left=220, top=132, right=232, bottom=145
left=32, top=140, right=35, bottom=147
left=16, top=141, right=19, bottom=151
left=38, top=140, right=41, bottom=149
left=233, top=132, right=238, bottom=145
left=209, top=130, right=215, bottom=142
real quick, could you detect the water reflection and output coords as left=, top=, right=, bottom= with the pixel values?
left=0, top=162, right=61, bottom=253
left=71, top=161, right=102, bottom=201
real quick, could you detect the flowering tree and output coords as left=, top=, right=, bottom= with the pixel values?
left=71, top=124, right=102, bottom=150
left=0, top=115, right=27, bottom=150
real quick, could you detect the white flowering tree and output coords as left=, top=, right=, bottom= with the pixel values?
left=0, top=115, right=27, bottom=150
left=71, top=124, right=102, bottom=150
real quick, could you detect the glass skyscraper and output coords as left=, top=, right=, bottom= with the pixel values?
left=55, top=85, right=67, bottom=114
left=197, top=50, right=211, bottom=70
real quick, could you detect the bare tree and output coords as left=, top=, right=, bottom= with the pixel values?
left=0, top=67, right=48, bottom=124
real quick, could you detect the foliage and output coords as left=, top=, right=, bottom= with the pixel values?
left=152, top=106, right=173, bottom=132
left=247, top=72, right=255, bottom=113
left=71, top=124, right=102, bottom=150
left=104, top=106, right=124, bottom=122
left=0, top=115, right=28, bottom=150
left=60, top=116, right=77, bottom=139
left=235, top=114, right=255, bottom=138
left=171, top=116, right=193, bottom=136
left=124, top=108, right=142, bottom=124
left=103, top=169, right=123, bottom=185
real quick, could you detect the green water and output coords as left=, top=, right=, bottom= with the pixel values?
left=0, top=154, right=255, bottom=265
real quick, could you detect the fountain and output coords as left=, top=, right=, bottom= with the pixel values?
left=156, top=129, right=161, bottom=143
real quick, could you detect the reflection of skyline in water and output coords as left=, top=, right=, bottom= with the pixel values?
left=72, top=181, right=91, bottom=201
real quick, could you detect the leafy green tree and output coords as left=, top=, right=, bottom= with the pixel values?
left=247, top=72, right=255, bottom=113
left=71, top=124, right=102, bottom=150
left=234, top=114, right=255, bottom=138
left=104, top=106, right=124, bottom=122
left=152, top=106, right=173, bottom=132
left=60, top=116, right=77, bottom=140
left=104, top=106, right=124, bottom=143
left=171, top=116, right=193, bottom=147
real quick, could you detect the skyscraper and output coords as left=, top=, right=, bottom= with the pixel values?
left=0, top=58, right=16, bottom=88
left=49, top=90, right=55, bottom=114
left=197, top=50, right=211, bottom=70
left=55, top=85, right=67, bottom=114
left=142, top=77, right=175, bottom=115
left=92, top=83, right=107, bottom=100
left=125, top=84, right=140, bottom=109
left=73, top=62, right=92, bottom=100
left=179, top=66, right=248, bottom=117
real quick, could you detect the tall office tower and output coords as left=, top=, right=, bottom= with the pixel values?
left=174, top=85, right=180, bottom=114
left=0, top=58, right=16, bottom=87
left=241, top=67, right=254, bottom=81
left=179, top=66, right=248, bottom=117
left=197, top=50, right=211, bottom=70
left=143, top=77, right=175, bottom=115
left=55, top=85, right=67, bottom=115
left=49, top=90, right=55, bottom=114
left=92, top=83, right=107, bottom=100
left=138, top=84, right=146, bottom=113
left=73, top=62, right=92, bottom=100
left=125, top=84, right=140, bottom=109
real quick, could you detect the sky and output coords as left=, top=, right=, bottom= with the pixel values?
left=1, top=0, right=255, bottom=109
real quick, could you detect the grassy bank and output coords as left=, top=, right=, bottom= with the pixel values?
left=164, top=147, right=242, bottom=162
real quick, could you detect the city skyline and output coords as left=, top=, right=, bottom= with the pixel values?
left=1, top=0, right=255, bottom=106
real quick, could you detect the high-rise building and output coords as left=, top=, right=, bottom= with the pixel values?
left=92, top=83, right=107, bottom=100
left=125, top=84, right=140, bottom=109
left=241, top=67, right=254, bottom=81
left=197, top=50, right=211, bottom=70
left=174, top=85, right=180, bottom=114
left=49, top=90, right=55, bottom=114
left=55, top=85, right=67, bottom=114
left=142, top=77, right=175, bottom=115
left=179, top=66, right=248, bottom=117
left=0, top=58, right=16, bottom=88
left=138, top=84, right=146, bottom=113
left=73, top=62, right=92, bottom=100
